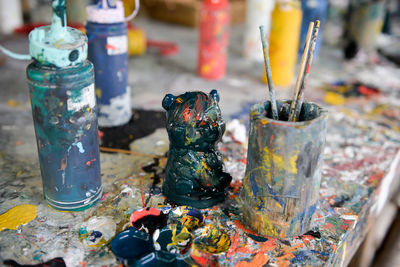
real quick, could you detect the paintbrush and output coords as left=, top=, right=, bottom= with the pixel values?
left=288, top=21, right=314, bottom=122
left=292, top=20, right=321, bottom=122
left=259, top=25, right=279, bottom=120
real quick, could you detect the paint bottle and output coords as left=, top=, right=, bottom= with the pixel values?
left=243, top=0, right=275, bottom=62
left=299, top=0, right=328, bottom=58
left=86, top=0, right=139, bottom=127
left=346, top=1, right=386, bottom=53
left=26, top=1, right=102, bottom=210
left=197, top=0, right=230, bottom=80
left=0, top=0, right=102, bottom=211
left=264, top=0, right=302, bottom=87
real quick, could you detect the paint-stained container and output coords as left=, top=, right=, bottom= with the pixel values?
left=27, top=62, right=102, bottom=211
left=197, top=0, right=230, bottom=80
left=299, top=0, right=328, bottom=58
left=264, top=1, right=302, bottom=87
left=26, top=0, right=102, bottom=211
left=86, top=0, right=131, bottom=127
left=240, top=100, right=327, bottom=237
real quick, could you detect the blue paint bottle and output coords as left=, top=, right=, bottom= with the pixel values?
left=299, top=0, right=328, bottom=58
left=0, top=0, right=102, bottom=211
left=28, top=0, right=102, bottom=211
left=86, top=0, right=135, bottom=127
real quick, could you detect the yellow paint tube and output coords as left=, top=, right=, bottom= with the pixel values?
left=263, top=1, right=302, bottom=87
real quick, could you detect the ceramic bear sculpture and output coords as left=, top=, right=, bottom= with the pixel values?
left=162, top=90, right=232, bottom=208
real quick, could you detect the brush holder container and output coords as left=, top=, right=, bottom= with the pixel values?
left=240, top=100, right=327, bottom=238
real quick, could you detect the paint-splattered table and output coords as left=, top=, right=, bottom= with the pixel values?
left=1, top=16, right=400, bottom=267
left=1, top=87, right=400, bottom=266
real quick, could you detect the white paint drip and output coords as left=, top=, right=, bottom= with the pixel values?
left=67, top=84, right=96, bottom=112
left=98, top=88, right=131, bottom=127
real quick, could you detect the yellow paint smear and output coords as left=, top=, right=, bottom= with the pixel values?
left=324, top=92, right=346, bottom=106
left=255, top=212, right=278, bottom=237
left=7, top=99, right=22, bottom=107
left=264, top=147, right=298, bottom=174
left=0, top=204, right=37, bottom=231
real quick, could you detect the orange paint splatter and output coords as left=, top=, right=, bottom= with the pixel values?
left=367, top=171, right=385, bottom=185
left=86, top=158, right=96, bottom=166
left=60, top=157, right=67, bottom=171
left=234, top=220, right=259, bottom=236
left=237, top=252, right=269, bottom=267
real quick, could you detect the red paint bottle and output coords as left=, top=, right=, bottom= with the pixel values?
left=197, top=0, right=230, bottom=80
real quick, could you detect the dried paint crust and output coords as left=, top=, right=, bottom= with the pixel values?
left=162, top=90, right=232, bottom=208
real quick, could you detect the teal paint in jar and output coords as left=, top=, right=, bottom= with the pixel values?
left=1, top=0, right=102, bottom=211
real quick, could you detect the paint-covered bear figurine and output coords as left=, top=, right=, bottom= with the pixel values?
left=162, top=90, right=232, bottom=208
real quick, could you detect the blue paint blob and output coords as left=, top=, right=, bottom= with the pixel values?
left=110, top=227, right=153, bottom=261
left=89, top=230, right=102, bottom=242
left=249, top=172, right=259, bottom=200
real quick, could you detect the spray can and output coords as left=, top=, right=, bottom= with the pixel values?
left=26, top=1, right=101, bottom=210
left=299, top=0, right=328, bottom=58
left=264, top=0, right=302, bottom=87
left=197, top=0, right=230, bottom=80
left=243, top=0, right=275, bottom=62
left=86, top=0, right=138, bottom=127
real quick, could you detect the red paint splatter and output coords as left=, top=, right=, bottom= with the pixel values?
left=342, top=219, right=353, bottom=225
left=105, top=44, right=117, bottom=50
left=183, top=107, right=192, bottom=122
left=100, top=193, right=109, bottom=201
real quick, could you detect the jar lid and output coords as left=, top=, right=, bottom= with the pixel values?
left=87, top=0, right=125, bottom=24
left=29, top=0, right=87, bottom=67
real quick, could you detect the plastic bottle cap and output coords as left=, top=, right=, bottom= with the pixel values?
left=204, top=0, right=228, bottom=8
left=87, top=0, right=125, bottom=23
left=29, top=0, right=87, bottom=67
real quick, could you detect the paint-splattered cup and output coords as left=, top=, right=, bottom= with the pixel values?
left=240, top=100, right=327, bottom=238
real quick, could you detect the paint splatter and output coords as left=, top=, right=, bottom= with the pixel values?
left=0, top=204, right=37, bottom=231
